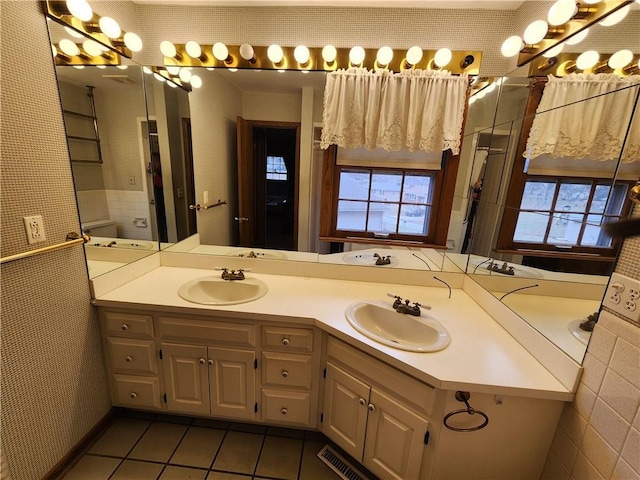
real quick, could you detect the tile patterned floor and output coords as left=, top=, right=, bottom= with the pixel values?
left=59, top=411, right=343, bottom=480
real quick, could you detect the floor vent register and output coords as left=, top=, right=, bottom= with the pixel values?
left=317, top=445, right=370, bottom=480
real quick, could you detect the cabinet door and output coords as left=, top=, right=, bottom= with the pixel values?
left=162, top=343, right=210, bottom=415
left=322, top=362, right=370, bottom=461
left=208, top=347, right=256, bottom=420
left=364, top=389, right=429, bottom=480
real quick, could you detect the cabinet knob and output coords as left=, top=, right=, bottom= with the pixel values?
left=130, top=392, right=137, bottom=399
left=281, top=408, right=288, bottom=415
left=282, top=338, right=290, bottom=346
left=281, top=370, right=289, bottom=378
left=125, top=355, right=133, bottom=362
left=199, top=358, right=206, bottom=365
left=208, top=359, right=214, bottom=366
left=121, top=324, right=129, bottom=331
left=359, top=398, right=366, bottom=406
left=368, top=404, right=376, bottom=412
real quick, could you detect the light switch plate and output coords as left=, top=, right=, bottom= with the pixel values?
left=602, top=272, right=640, bottom=322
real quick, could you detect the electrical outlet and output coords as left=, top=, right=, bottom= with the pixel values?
left=23, top=215, right=46, bottom=244
left=603, top=272, right=640, bottom=322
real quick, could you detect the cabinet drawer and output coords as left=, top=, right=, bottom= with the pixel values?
left=108, top=338, right=158, bottom=374
left=159, top=317, right=256, bottom=347
left=104, top=311, right=153, bottom=338
left=113, top=374, right=162, bottom=410
left=262, top=352, right=312, bottom=389
left=262, top=326, right=313, bottom=352
left=262, top=389, right=311, bottom=425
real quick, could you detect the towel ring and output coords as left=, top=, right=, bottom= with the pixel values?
left=443, top=391, right=489, bottom=432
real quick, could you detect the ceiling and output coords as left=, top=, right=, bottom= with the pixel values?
left=131, top=0, right=526, bottom=9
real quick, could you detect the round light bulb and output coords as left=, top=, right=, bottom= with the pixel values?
left=406, top=46, right=423, bottom=65
left=190, top=75, right=202, bottom=88
left=73, top=65, right=85, bottom=70
left=294, top=45, right=310, bottom=64
left=542, top=43, right=564, bottom=58
left=51, top=44, right=58, bottom=57
left=96, top=65, right=106, bottom=69
left=229, top=68, right=238, bottom=72
left=239, top=43, right=254, bottom=61
left=565, top=28, right=588, bottom=45
left=576, top=50, right=600, bottom=70
left=376, top=46, right=393, bottom=66
left=349, top=46, right=365, bottom=66
left=213, top=42, right=229, bottom=62
left=608, top=49, right=633, bottom=69
left=267, top=44, right=284, bottom=64
left=179, top=69, right=192, bottom=82
left=82, top=39, right=103, bottom=57
left=99, top=17, right=121, bottom=39
left=64, top=26, right=84, bottom=39
left=433, top=48, right=452, bottom=68
left=322, top=45, right=337, bottom=63
left=523, top=20, right=549, bottom=44
left=123, top=32, right=143, bottom=52
left=277, top=69, right=285, bottom=73
left=599, top=5, right=630, bottom=26
left=501, top=36, right=524, bottom=57
left=160, top=40, right=177, bottom=58
left=582, top=0, right=601, bottom=3
left=143, top=66, right=153, bottom=75
left=547, top=0, right=578, bottom=26
left=153, top=72, right=166, bottom=82
left=167, top=66, right=180, bottom=75
left=185, top=41, right=202, bottom=59
left=167, top=82, right=177, bottom=88
left=66, top=0, right=93, bottom=22
left=59, top=38, right=80, bottom=56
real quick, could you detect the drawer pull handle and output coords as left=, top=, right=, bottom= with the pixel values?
left=130, top=392, right=137, bottom=399
left=359, top=398, right=366, bottom=406
left=282, top=338, right=290, bottom=346
left=208, top=359, right=214, bottom=366
left=281, top=370, right=289, bottom=378
left=125, top=356, right=133, bottom=362
left=199, top=358, right=206, bottom=365
left=281, top=408, right=288, bottom=415
left=121, top=324, right=129, bottom=331
left=368, top=403, right=376, bottom=412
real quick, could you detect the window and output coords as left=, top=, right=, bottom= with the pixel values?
left=266, top=156, right=287, bottom=181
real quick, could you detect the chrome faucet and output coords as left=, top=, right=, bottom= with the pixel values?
left=388, top=294, right=427, bottom=316
left=106, top=240, right=117, bottom=247
left=221, top=268, right=245, bottom=281
left=373, top=253, right=392, bottom=265
left=487, top=260, right=515, bottom=275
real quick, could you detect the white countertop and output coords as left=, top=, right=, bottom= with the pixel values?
left=94, top=266, right=573, bottom=401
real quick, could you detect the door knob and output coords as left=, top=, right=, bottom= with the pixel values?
left=234, top=217, right=249, bottom=222
left=368, top=404, right=376, bottom=412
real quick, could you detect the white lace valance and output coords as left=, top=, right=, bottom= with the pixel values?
left=525, top=73, right=640, bottom=165
left=320, top=68, right=468, bottom=156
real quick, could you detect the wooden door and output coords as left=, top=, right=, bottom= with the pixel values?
left=363, top=389, right=429, bottom=480
left=162, top=343, right=210, bottom=415
left=322, top=362, right=369, bottom=461
left=208, top=347, right=256, bottom=420
left=237, top=116, right=256, bottom=246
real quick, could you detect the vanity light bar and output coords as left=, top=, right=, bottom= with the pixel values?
left=52, top=41, right=121, bottom=66
left=528, top=51, right=640, bottom=77
left=162, top=45, right=483, bottom=75
left=515, top=0, right=634, bottom=67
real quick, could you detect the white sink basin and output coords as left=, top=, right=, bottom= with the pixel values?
left=229, top=249, right=287, bottom=260
left=343, top=252, right=399, bottom=267
left=345, top=301, right=450, bottom=352
left=178, top=276, right=268, bottom=305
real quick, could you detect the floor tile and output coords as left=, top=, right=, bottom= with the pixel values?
left=229, top=422, right=267, bottom=434
left=62, top=454, right=121, bottom=480
left=304, top=431, right=328, bottom=442
left=129, top=422, right=188, bottom=463
left=299, top=441, right=341, bottom=480
left=88, top=418, right=150, bottom=457
left=170, top=426, right=225, bottom=468
left=266, top=426, right=305, bottom=439
left=160, top=465, right=208, bottom=479
left=255, top=436, right=303, bottom=480
left=156, top=413, right=194, bottom=425
left=110, top=459, right=164, bottom=480
left=192, top=418, right=231, bottom=429
left=206, top=472, right=251, bottom=480
left=212, top=431, right=264, bottom=474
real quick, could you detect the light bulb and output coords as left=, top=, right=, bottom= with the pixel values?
left=582, top=0, right=601, bottom=3
left=277, top=69, right=285, bottom=73
left=267, top=44, right=284, bottom=64
left=565, top=28, right=588, bottom=45
left=542, top=43, right=564, bottom=58
left=96, top=65, right=106, bottom=69
left=64, top=26, right=84, bottom=39
left=239, top=43, right=254, bottom=61
left=501, top=36, right=524, bottom=57
left=167, top=82, right=177, bottom=88
left=349, top=46, right=365, bottom=66
left=59, top=38, right=80, bottom=56
left=608, top=49, right=633, bottom=69
left=99, top=17, right=121, bottom=39
left=51, top=44, right=58, bottom=57
left=229, top=68, right=238, bottom=72
left=547, top=0, right=578, bottom=26
left=153, top=72, right=166, bottom=82
left=213, top=42, right=229, bottom=62
left=376, top=46, right=393, bottom=66
left=294, top=45, right=310, bottom=64
left=599, top=5, right=630, bottom=26
left=143, top=66, right=153, bottom=74
left=167, top=66, right=180, bottom=75
left=185, top=41, right=202, bottom=59
left=73, top=65, right=85, bottom=70
left=576, top=50, right=599, bottom=70
left=433, top=48, right=452, bottom=68
left=190, top=75, right=202, bottom=88
left=179, top=69, right=192, bottom=82
left=82, top=39, right=103, bottom=57
left=160, top=40, right=177, bottom=58
left=322, top=45, right=337, bottom=63
left=123, top=32, right=143, bottom=52
left=406, top=46, right=423, bottom=65
left=117, top=65, right=128, bottom=70
left=524, top=20, right=549, bottom=44
left=66, top=0, right=93, bottom=22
